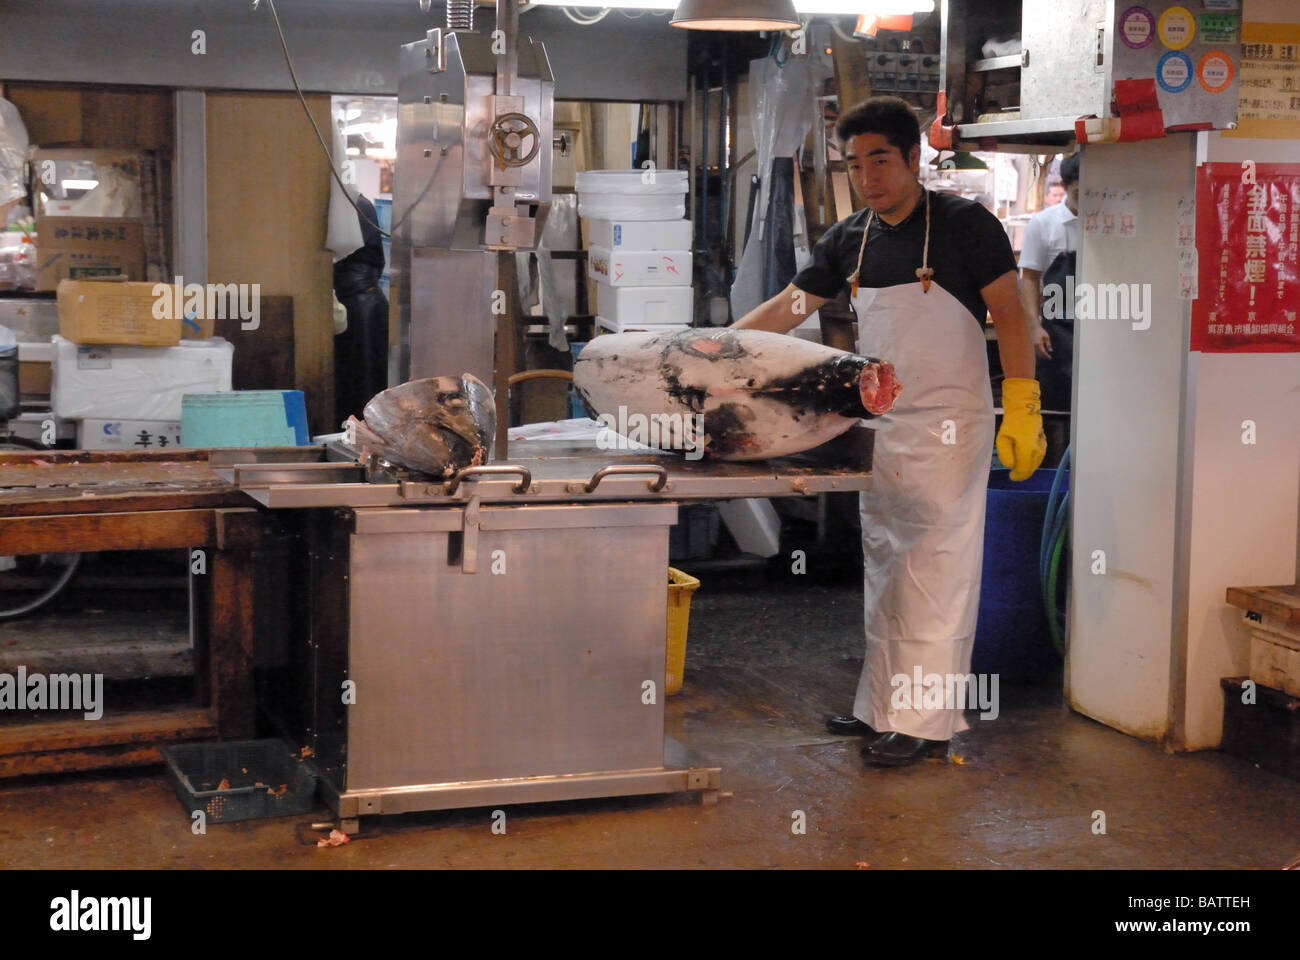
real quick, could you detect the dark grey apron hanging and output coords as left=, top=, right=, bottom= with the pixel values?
left=1036, top=248, right=1075, bottom=412
left=760, top=157, right=798, bottom=301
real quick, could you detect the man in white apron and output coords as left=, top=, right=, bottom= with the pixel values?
left=735, top=97, right=1045, bottom=766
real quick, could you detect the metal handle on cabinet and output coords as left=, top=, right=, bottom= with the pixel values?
left=580, top=464, right=668, bottom=494
left=444, top=464, right=532, bottom=495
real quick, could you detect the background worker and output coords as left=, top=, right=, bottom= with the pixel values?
left=734, top=96, right=1046, bottom=767
left=332, top=192, right=390, bottom=428
left=1019, top=153, right=1081, bottom=458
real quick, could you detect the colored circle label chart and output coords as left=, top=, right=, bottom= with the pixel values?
left=1157, top=50, right=1194, bottom=93
left=1120, top=6, right=1156, bottom=49
left=1158, top=6, right=1195, bottom=50
left=1198, top=51, right=1234, bottom=94
left=1198, top=13, right=1238, bottom=45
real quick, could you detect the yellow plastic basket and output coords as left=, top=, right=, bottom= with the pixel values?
left=666, top=567, right=700, bottom=696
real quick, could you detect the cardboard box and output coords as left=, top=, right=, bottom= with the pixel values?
left=587, top=219, right=692, bottom=251
left=16, top=342, right=53, bottom=397
left=35, top=218, right=145, bottom=291
left=17, top=345, right=52, bottom=395
left=56, top=279, right=212, bottom=346
left=18, top=360, right=52, bottom=397
left=595, top=281, right=693, bottom=326
left=588, top=246, right=692, bottom=287
left=77, top=419, right=182, bottom=451
left=51, top=335, right=234, bottom=421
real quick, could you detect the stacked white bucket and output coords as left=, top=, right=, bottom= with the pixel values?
left=576, top=170, right=692, bottom=334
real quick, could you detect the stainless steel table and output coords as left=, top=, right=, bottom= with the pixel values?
left=216, top=429, right=873, bottom=831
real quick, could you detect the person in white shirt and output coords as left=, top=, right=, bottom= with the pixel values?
left=1018, top=154, right=1080, bottom=415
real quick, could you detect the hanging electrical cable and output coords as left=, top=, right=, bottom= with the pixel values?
left=1039, top=444, right=1071, bottom=656
left=254, top=0, right=410, bottom=237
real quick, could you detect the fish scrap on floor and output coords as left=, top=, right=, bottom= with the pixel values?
left=573, top=328, right=901, bottom=460
left=346, top=375, right=495, bottom=478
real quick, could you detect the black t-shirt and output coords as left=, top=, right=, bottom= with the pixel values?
left=792, top=190, right=1017, bottom=326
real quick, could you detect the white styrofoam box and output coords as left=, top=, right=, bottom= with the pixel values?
left=595, top=281, right=693, bottom=327
left=576, top=170, right=688, bottom=221
left=4, top=410, right=75, bottom=445
left=51, top=335, right=233, bottom=421
left=77, top=419, right=183, bottom=451
left=717, top=498, right=781, bottom=558
left=588, top=246, right=692, bottom=287
left=16, top=341, right=54, bottom=363
left=596, top=316, right=690, bottom=336
left=588, top=219, right=693, bottom=251
left=1246, top=614, right=1300, bottom=699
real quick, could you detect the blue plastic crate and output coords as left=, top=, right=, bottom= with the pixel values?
left=160, top=739, right=317, bottom=823
left=181, top=390, right=310, bottom=447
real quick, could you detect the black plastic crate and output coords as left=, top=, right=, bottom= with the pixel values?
left=1220, top=677, right=1300, bottom=782
left=670, top=503, right=720, bottom=561
left=160, top=739, right=318, bottom=823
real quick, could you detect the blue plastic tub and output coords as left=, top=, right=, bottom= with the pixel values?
left=972, top=467, right=1068, bottom=682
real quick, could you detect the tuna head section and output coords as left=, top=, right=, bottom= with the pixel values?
left=346, top=374, right=495, bottom=478
left=573, top=329, right=900, bottom=461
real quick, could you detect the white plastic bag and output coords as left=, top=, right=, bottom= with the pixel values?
left=0, top=97, right=29, bottom=208
left=731, top=57, right=829, bottom=321
left=332, top=291, right=347, bottom=335
left=325, top=115, right=364, bottom=260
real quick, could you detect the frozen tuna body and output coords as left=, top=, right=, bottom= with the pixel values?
left=346, top=375, right=495, bottom=478
left=574, top=329, right=900, bottom=460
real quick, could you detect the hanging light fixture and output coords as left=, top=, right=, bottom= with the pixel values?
left=670, top=0, right=800, bottom=31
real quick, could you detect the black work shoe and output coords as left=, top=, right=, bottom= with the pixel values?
left=861, top=732, right=950, bottom=767
left=826, top=716, right=878, bottom=736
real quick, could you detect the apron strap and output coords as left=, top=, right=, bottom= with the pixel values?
left=846, top=187, right=933, bottom=298
left=847, top=209, right=875, bottom=299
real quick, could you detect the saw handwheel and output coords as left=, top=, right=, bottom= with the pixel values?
left=489, top=112, right=541, bottom=167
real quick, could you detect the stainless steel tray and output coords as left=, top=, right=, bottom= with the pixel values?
left=211, top=426, right=874, bottom=508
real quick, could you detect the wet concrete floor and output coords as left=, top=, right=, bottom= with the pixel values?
left=1, top=571, right=1297, bottom=869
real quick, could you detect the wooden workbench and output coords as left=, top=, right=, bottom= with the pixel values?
left=0, top=448, right=296, bottom=777
left=1225, top=583, right=1300, bottom=625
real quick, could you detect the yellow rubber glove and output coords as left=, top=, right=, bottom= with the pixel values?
left=996, top=377, right=1047, bottom=482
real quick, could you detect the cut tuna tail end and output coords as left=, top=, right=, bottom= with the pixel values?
left=859, top=360, right=901, bottom=416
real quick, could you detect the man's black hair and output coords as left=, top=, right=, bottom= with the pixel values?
left=1059, top=153, right=1080, bottom=185
left=836, top=96, right=920, bottom=157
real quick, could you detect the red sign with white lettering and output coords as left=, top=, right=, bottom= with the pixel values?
left=1193, top=162, right=1300, bottom=353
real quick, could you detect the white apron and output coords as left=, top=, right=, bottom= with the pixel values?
left=850, top=274, right=994, bottom=741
